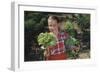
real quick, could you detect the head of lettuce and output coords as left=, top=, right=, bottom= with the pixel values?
left=37, top=32, right=56, bottom=49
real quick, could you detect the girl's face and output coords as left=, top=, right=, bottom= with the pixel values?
left=48, top=19, right=59, bottom=34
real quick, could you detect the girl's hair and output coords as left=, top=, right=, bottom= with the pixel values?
left=48, top=15, right=66, bottom=23
left=48, top=15, right=60, bottom=23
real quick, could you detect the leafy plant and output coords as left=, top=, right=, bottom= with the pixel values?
left=65, top=36, right=79, bottom=46
left=65, top=36, right=80, bottom=59
left=64, top=21, right=76, bottom=37
left=37, top=32, right=56, bottom=48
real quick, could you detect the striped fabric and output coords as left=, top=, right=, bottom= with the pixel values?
left=49, top=32, right=69, bottom=55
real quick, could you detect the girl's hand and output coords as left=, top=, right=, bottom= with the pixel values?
left=44, top=48, right=50, bottom=57
left=44, top=50, right=48, bottom=57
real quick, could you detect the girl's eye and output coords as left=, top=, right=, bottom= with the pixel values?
left=49, top=25, right=52, bottom=27
left=49, top=24, right=53, bottom=27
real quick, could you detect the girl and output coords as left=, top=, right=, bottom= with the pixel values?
left=44, top=15, right=69, bottom=60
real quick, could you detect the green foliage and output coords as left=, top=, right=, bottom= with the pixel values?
left=64, top=21, right=76, bottom=37
left=67, top=50, right=79, bottom=59
left=65, top=36, right=80, bottom=59
left=24, top=11, right=48, bottom=32
left=65, top=21, right=74, bottom=30
left=77, top=14, right=90, bottom=29
left=37, top=32, right=56, bottom=48
left=65, top=36, right=79, bottom=46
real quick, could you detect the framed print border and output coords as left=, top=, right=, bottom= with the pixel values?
left=11, top=2, right=97, bottom=71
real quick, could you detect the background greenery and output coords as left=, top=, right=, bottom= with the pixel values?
left=24, top=11, right=90, bottom=61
